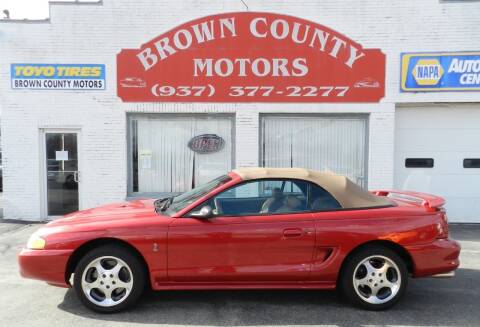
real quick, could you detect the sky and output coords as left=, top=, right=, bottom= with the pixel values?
left=1, top=0, right=97, bottom=20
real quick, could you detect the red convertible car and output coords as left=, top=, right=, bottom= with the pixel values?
left=19, top=168, right=460, bottom=312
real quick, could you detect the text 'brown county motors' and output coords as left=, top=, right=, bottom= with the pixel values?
left=116, top=12, right=385, bottom=102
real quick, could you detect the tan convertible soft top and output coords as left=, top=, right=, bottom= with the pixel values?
left=232, top=167, right=393, bottom=209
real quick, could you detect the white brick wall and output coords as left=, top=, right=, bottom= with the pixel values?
left=1, top=0, right=479, bottom=220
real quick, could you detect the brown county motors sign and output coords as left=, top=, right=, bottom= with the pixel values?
left=117, top=12, right=385, bottom=102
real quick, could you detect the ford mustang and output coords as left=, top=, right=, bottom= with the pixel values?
left=18, top=168, right=460, bottom=312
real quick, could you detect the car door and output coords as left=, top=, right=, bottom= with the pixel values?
left=167, top=179, right=316, bottom=282
left=308, top=182, right=344, bottom=280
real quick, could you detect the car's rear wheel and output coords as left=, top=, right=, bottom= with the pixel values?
left=73, top=244, right=146, bottom=313
left=340, top=245, right=408, bottom=310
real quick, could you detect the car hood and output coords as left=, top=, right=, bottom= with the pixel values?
left=46, top=199, right=161, bottom=227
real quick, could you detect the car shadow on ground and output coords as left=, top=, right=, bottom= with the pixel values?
left=58, top=267, right=480, bottom=326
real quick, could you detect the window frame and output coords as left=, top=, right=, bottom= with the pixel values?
left=163, top=174, right=232, bottom=216
left=308, top=180, right=342, bottom=213
left=185, top=178, right=342, bottom=218
left=126, top=113, right=236, bottom=198
left=259, top=114, right=369, bottom=188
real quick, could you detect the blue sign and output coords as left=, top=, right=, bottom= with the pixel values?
left=401, top=52, right=480, bottom=92
left=11, top=63, right=106, bottom=90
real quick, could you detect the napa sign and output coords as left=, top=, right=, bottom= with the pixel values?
left=11, top=64, right=106, bottom=90
left=401, top=52, right=480, bottom=92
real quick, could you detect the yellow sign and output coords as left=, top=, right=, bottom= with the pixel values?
left=411, top=58, right=443, bottom=86
left=401, top=52, right=480, bottom=92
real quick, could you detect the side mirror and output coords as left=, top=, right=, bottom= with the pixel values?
left=189, top=205, right=214, bottom=219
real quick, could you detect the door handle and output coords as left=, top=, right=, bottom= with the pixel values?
left=283, top=228, right=303, bottom=238
left=73, top=171, right=80, bottom=183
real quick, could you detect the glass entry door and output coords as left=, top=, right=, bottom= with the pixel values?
left=45, top=132, right=79, bottom=216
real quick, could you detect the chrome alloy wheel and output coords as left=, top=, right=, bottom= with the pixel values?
left=353, top=255, right=401, bottom=305
left=81, top=256, right=134, bottom=307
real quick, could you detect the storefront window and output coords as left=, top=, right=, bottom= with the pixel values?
left=261, top=115, right=368, bottom=187
left=129, top=115, right=234, bottom=195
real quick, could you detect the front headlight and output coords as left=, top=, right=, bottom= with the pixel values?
left=26, top=234, right=46, bottom=250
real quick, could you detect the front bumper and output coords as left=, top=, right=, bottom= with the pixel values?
left=406, top=238, right=461, bottom=278
left=18, top=248, right=73, bottom=288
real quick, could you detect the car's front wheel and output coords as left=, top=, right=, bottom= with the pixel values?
left=73, top=244, right=146, bottom=313
left=340, top=245, right=408, bottom=310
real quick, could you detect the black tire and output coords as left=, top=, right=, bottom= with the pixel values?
left=340, top=245, right=408, bottom=310
left=73, top=244, right=146, bottom=313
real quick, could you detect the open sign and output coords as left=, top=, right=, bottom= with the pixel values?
left=188, top=134, right=225, bottom=154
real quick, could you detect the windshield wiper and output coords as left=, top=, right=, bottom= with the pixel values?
left=154, top=197, right=169, bottom=208
left=160, top=197, right=174, bottom=211
left=154, top=197, right=171, bottom=213
left=154, top=196, right=174, bottom=213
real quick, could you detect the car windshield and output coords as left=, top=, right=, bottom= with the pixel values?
left=160, top=174, right=231, bottom=215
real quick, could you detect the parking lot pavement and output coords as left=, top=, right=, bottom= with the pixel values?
left=0, top=222, right=479, bottom=327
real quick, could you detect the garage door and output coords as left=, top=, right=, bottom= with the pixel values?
left=261, top=115, right=368, bottom=187
left=395, top=105, right=480, bottom=223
